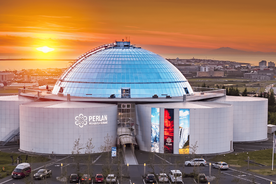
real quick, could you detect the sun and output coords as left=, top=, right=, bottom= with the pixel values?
left=36, top=46, right=54, bottom=53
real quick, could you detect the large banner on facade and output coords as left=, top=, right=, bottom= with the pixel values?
left=164, top=109, right=174, bottom=153
left=151, top=108, right=160, bottom=152
left=179, top=109, right=190, bottom=154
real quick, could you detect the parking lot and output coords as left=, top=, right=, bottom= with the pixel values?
left=1, top=137, right=276, bottom=184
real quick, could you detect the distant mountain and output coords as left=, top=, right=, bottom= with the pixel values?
left=210, top=47, right=276, bottom=55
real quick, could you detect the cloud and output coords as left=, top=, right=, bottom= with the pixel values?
left=179, top=110, right=189, bottom=117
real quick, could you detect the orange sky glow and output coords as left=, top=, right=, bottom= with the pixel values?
left=0, top=0, right=276, bottom=66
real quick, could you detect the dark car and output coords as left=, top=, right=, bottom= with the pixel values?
left=69, top=173, right=80, bottom=183
left=80, top=174, right=92, bottom=184
left=95, top=174, right=104, bottom=183
left=145, top=174, right=157, bottom=183
left=33, top=169, right=52, bottom=180
left=198, top=173, right=208, bottom=183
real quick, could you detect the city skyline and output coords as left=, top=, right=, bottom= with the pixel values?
left=1, top=0, right=276, bottom=67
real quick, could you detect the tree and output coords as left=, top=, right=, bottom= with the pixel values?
left=100, top=134, right=114, bottom=177
left=242, top=88, right=247, bottom=96
left=235, top=88, right=240, bottom=96
left=72, top=138, right=84, bottom=176
left=85, top=138, right=95, bottom=182
left=268, top=89, right=275, bottom=106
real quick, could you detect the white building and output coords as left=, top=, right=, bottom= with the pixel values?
left=0, top=41, right=268, bottom=155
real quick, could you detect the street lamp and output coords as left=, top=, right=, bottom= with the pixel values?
left=144, top=163, right=146, bottom=176
left=127, top=163, right=129, bottom=175
left=209, top=162, right=211, bottom=177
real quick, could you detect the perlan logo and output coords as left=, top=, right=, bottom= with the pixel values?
left=75, top=114, right=108, bottom=128
left=75, top=114, right=88, bottom=128
left=166, top=137, right=172, bottom=146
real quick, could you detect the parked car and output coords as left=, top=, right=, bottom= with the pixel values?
left=158, top=173, right=169, bottom=183
left=33, top=169, right=52, bottom=180
left=185, top=158, right=207, bottom=166
left=11, top=163, right=31, bottom=179
left=168, top=170, right=183, bottom=183
left=106, top=174, right=117, bottom=184
left=212, top=162, right=229, bottom=170
left=69, top=173, right=80, bottom=183
left=145, top=173, right=157, bottom=183
left=198, top=173, right=208, bottom=183
left=80, top=174, right=92, bottom=184
left=95, top=174, right=104, bottom=183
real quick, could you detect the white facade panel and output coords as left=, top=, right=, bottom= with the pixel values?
left=20, top=102, right=117, bottom=154
left=0, top=96, right=32, bottom=142
left=137, top=102, right=233, bottom=155
left=212, top=96, right=268, bottom=142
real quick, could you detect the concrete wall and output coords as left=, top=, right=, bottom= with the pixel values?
left=20, top=102, right=117, bottom=154
left=0, top=96, right=32, bottom=142
left=136, top=102, right=233, bottom=155
left=212, top=96, right=268, bottom=142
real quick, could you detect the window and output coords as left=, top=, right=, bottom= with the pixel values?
left=121, top=88, right=130, bottom=98
left=184, top=87, right=189, bottom=94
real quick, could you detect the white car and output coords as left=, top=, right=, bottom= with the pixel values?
left=185, top=158, right=207, bottom=166
left=168, top=170, right=183, bottom=183
left=158, top=173, right=169, bottom=183
left=106, top=174, right=117, bottom=184
left=212, top=162, right=229, bottom=170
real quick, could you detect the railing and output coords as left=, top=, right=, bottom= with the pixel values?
left=2, top=128, right=19, bottom=146
left=18, top=88, right=42, bottom=98
left=192, top=87, right=226, bottom=95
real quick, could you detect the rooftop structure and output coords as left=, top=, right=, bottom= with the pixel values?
left=52, top=41, right=193, bottom=98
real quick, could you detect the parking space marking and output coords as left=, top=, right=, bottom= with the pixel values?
left=222, top=172, right=261, bottom=184
left=0, top=178, right=12, bottom=184
left=154, top=154, right=172, bottom=165
left=92, top=153, right=102, bottom=164
left=142, top=178, right=146, bottom=184
left=229, top=168, right=276, bottom=183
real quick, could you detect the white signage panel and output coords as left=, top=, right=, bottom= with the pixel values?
left=75, top=113, right=108, bottom=128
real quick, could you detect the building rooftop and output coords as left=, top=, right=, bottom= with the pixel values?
left=51, top=41, right=193, bottom=98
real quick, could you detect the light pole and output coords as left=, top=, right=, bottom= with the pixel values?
left=209, top=163, right=211, bottom=177
left=60, top=163, right=63, bottom=177
left=144, top=163, right=146, bottom=176
left=127, top=163, right=129, bottom=176
left=247, top=156, right=250, bottom=170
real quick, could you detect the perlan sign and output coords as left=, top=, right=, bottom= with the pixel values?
left=75, top=114, right=108, bottom=128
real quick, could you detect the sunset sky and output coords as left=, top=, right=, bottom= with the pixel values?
left=1, top=0, right=276, bottom=65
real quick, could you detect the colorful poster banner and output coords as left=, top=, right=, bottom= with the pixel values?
left=179, top=109, right=190, bottom=154
left=164, top=109, right=174, bottom=153
left=151, top=108, right=160, bottom=152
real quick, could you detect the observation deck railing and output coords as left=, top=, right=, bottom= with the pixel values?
left=192, top=87, right=226, bottom=95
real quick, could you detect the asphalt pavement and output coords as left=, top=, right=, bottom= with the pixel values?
left=1, top=136, right=276, bottom=184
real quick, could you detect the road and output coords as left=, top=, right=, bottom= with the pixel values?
left=1, top=139, right=276, bottom=184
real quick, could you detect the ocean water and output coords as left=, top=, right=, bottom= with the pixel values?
left=0, top=59, right=73, bottom=70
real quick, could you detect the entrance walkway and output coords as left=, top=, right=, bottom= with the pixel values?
left=124, top=147, right=138, bottom=165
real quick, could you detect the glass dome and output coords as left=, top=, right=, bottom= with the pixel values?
left=52, top=41, right=193, bottom=98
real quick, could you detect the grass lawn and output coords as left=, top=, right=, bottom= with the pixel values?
left=211, top=149, right=276, bottom=167
left=0, top=151, right=50, bottom=179
left=188, top=78, right=276, bottom=95
left=250, top=168, right=276, bottom=176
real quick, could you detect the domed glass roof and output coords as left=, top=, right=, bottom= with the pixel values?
left=52, top=41, right=193, bottom=98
